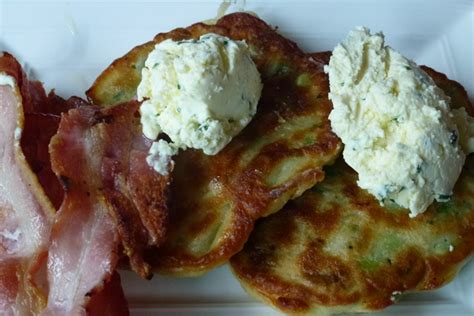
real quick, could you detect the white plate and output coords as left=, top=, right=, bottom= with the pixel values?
left=1, top=0, right=473, bottom=315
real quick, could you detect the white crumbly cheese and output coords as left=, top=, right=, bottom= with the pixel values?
left=146, top=140, right=178, bottom=176
left=138, top=33, right=262, bottom=175
left=449, top=244, right=454, bottom=252
left=326, top=27, right=474, bottom=217
left=0, top=71, right=16, bottom=88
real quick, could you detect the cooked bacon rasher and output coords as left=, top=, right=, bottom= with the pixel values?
left=49, top=100, right=170, bottom=271
left=44, top=99, right=170, bottom=314
left=0, top=52, right=167, bottom=315
left=0, top=52, right=55, bottom=314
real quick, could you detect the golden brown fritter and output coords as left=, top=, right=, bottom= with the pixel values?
left=86, top=13, right=342, bottom=275
left=230, top=60, right=474, bottom=315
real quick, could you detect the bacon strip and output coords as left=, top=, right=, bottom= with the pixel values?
left=45, top=101, right=169, bottom=313
left=22, top=87, right=131, bottom=316
left=0, top=52, right=55, bottom=314
left=98, top=104, right=170, bottom=278
left=21, top=93, right=91, bottom=209
left=21, top=82, right=132, bottom=315
left=1, top=52, right=137, bottom=314
left=21, top=113, right=63, bottom=209
left=97, top=102, right=170, bottom=277
left=44, top=105, right=120, bottom=314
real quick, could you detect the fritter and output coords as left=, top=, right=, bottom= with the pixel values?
left=86, top=13, right=342, bottom=275
left=230, top=59, right=474, bottom=315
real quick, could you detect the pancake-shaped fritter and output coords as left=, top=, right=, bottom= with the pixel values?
left=230, top=64, right=474, bottom=315
left=86, top=13, right=342, bottom=275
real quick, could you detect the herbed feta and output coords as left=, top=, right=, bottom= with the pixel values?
left=138, top=33, right=262, bottom=175
left=326, top=27, right=474, bottom=217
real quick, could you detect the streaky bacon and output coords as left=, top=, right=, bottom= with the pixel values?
left=22, top=91, right=132, bottom=315
left=45, top=100, right=169, bottom=314
left=44, top=105, right=120, bottom=315
left=1, top=52, right=132, bottom=314
left=0, top=52, right=55, bottom=314
left=21, top=93, right=84, bottom=209
left=21, top=113, right=63, bottom=209
left=128, top=149, right=169, bottom=246
left=21, top=81, right=132, bottom=315
left=2, top=51, right=167, bottom=314
left=97, top=102, right=170, bottom=278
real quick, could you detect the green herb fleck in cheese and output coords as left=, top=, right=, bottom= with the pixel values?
left=326, top=27, right=474, bottom=217
left=138, top=33, right=262, bottom=175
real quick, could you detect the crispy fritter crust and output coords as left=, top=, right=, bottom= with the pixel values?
left=230, top=56, right=474, bottom=315
left=86, top=14, right=342, bottom=275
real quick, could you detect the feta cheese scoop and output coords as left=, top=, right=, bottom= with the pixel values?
left=138, top=33, right=262, bottom=175
left=326, top=27, right=474, bottom=217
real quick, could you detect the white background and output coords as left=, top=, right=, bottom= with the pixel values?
left=1, top=1, right=473, bottom=315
